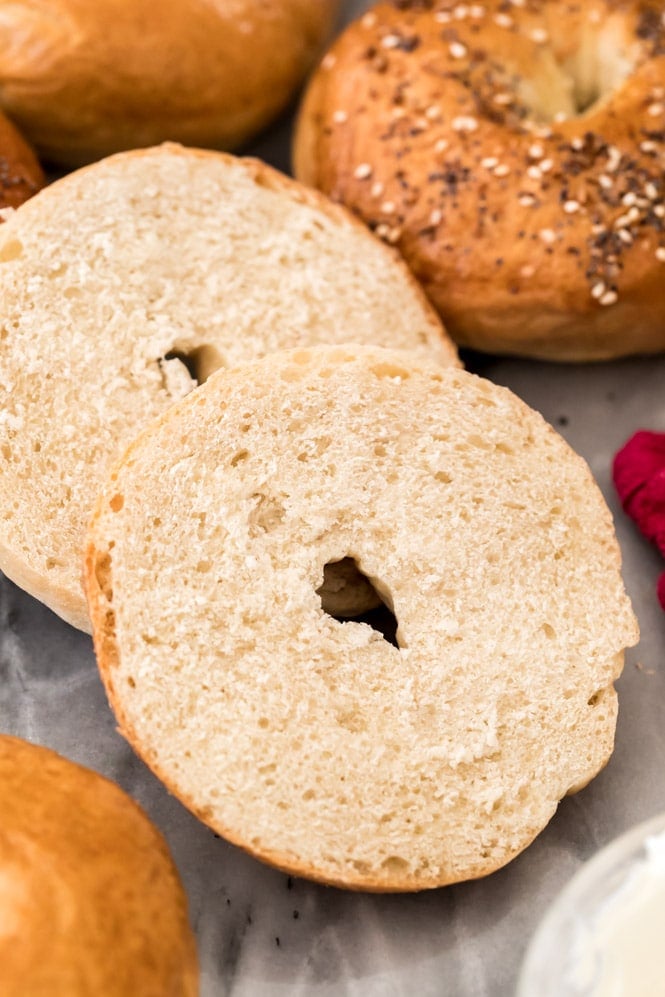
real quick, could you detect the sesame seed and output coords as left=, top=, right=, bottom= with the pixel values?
left=434, top=10, right=452, bottom=22
left=654, top=205, right=665, bottom=218
left=449, top=41, right=468, bottom=58
left=520, top=264, right=536, bottom=278
left=362, top=12, right=377, bottom=28
left=645, top=182, right=659, bottom=200
left=425, top=105, right=441, bottom=120
left=563, top=200, right=580, bottom=213
left=354, top=163, right=372, bottom=180
left=375, top=223, right=390, bottom=239
left=656, top=247, right=665, bottom=262
left=452, top=115, right=478, bottom=132
left=494, top=164, right=511, bottom=177
left=591, top=281, right=606, bottom=299
left=321, top=53, right=336, bottom=70
left=648, top=102, right=664, bottom=117
left=494, top=13, right=513, bottom=28
left=481, top=156, right=499, bottom=168
left=606, top=147, right=622, bottom=171
left=554, top=112, right=568, bottom=123
left=617, top=229, right=633, bottom=245
left=370, top=181, right=384, bottom=198
left=592, top=223, right=607, bottom=236
left=435, top=138, right=449, bottom=153
left=380, top=201, right=396, bottom=214
left=469, top=4, right=485, bottom=16
left=453, top=4, right=469, bottom=18
left=429, top=209, right=443, bottom=226
left=528, top=143, right=544, bottom=159
left=519, top=193, right=537, bottom=206
left=622, top=192, right=637, bottom=207
left=598, top=175, right=613, bottom=190
left=530, top=27, right=549, bottom=43
left=641, top=140, right=657, bottom=154
left=381, top=34, right=400, bottom=48
left=332, top=110, right=348, bottom=124
left=387, top=227, right=402, bottom=244
left=539, top=228, right=556, bottom=244
left=571, top=137, right=584, bottom=151
left=527, top=165, right=542, bottom=180
left=599, top=290, right=618, bottom=306
left=539, top=158, right=554, bottom=173
left=493, top=92, right=512, bottom=105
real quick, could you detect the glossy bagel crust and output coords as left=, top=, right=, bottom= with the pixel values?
left=295, top=0, right=665, bottom=360
left=0, top=0, right=340, bottom=166
left=0, top=735, right=198, bottom=997
left=0, top=108, right=43, bottom=210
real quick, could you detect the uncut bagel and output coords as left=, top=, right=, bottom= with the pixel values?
left=0, top=144, right=456, bottom=632
left=0, top=0, right=340, bottom=166
left=0, top=108, right=43, bottom=210
left=295, top=0, right=665, bottom=360
left=0, top=735, right=197, bottom=996
left=84, top=345, right=639, bottom=892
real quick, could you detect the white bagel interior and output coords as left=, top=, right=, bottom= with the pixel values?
left=85, top=345, right=638, bottom=891
left=0, top=144, right=455, bottom=631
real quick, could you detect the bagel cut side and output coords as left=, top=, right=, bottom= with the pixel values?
left=0, top=735, right=197, bottom=996
left=0, top=144, right=456, bottom=632
left=85, top=345, right=639, bottom=892
left=0, top=108, right=43, bottom=210
left=295, top=0, right=665, bottom=360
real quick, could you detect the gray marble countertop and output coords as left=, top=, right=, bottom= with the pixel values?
left=2, top=2, right=664, bottom=994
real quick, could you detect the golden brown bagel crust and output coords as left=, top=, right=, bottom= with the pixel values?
left=0, top=109, right=43, bottom=209
left=0, top=0, right=340, bottom=166
left=0, top=735, right=198, bottom=996
left=85, top=346, right=638, bottom=892
left=295, top=0, right=665, bottom=360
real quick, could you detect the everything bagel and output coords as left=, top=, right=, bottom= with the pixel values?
left=295, top=0, right=665, bottom=360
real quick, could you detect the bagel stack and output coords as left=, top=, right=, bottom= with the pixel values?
left=0, top=143, right=457, bottom=631
left=0, top=735, right=197, bottom=996
left=0, top=109, right=43, bottom=210
left=295, top=0, right=665, bottom=360
left=85, top=345, right=638, bottom=891
left=0, top=0, right=341, bottom=165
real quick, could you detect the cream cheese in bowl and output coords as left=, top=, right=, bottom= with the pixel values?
left=517, top=813, right=665, bottom=997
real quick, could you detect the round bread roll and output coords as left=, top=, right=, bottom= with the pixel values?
left=295, top=0, right=665, bottom=360
left=84, top=345, right=639, bottom=891
left=0, top=734, right=197, bottom=996
left=0, top=0, right=340, bottom=166
left=0, top=144, right=456, bottom=632
left=0, top=108, right=43, bottom=210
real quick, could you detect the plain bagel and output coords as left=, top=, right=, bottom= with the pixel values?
left=0, top=0, right=340, bottom=165
left=295, top=0, right=665, bottom=360
left=85, top=345, right=638, bottom=891
left=0, top=735, right=197, bottom=996
left=0, top=144, right=456, bottom=632
left=0, top=108, right=43, bottom=210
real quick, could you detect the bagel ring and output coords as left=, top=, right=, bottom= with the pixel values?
left=85, top=345, right=638, bottom=891
left=295, top=0, right=665, bottom=360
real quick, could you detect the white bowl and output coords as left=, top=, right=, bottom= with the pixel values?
left=517, top=812, right=665, bottom=997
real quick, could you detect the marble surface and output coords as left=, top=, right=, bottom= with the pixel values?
left=2, top=2, right=665, bottom=994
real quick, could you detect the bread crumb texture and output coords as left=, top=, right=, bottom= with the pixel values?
left=86, top=345, right=639, bottom=891
left=0, top=735, right=198, bottom=996
left=0, top=144, right=454, bottom=630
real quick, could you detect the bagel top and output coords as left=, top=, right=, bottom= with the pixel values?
left=0, top=107, right=43, bottom=209
left=0, top=143, right=456, bottom=632
left=85, top=345, right=638, bottom=892
left=295, top=0, right=665, bottom=360
left=0, top=0, right=340, bottom=165
left=0, top=735, right=197, bottom=996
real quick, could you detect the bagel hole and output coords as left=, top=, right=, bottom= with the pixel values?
left=317, top=558, right=400, bottom=648
left=159, top=344, right=224, bottom=390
